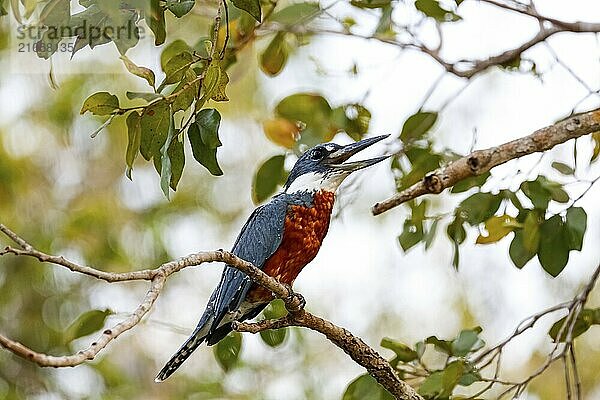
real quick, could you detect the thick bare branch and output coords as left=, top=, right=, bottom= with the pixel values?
left=0, top=224, right=422, bottom=400
left=235, top=310, right=423, bottom=400
left=372, top=108, right=600, bottom=215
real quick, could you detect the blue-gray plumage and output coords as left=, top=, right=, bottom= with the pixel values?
left=155, top=135, right=390, bottom=382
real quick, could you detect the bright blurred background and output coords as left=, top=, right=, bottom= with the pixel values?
left=0, top=0, right=599, bottom=399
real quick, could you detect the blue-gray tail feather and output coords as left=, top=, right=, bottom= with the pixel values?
left=154, top=319, right=212, bottom=382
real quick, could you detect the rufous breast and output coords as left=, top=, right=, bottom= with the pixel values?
left=246, top=190, right=335, bottom=302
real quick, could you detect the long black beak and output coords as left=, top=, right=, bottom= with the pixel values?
left=325, top=135, right=391, bottom=172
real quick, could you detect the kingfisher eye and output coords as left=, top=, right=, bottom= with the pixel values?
left=311, top=147, right=327, bottom=160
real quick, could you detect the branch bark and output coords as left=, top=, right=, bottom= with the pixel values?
left=372, top=108, right=600, bottom=215
left=235, top=312, right=422, bottom=400
left=0, top=224, right=422, bottom=400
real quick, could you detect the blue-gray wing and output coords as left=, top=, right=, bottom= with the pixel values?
left=208, top=195, right=289, bottom=329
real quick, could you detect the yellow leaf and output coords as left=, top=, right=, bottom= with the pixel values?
left=217, top=20, right=241, bottom=50
left=476, top=215, right=520, bottom=244
left=263, top=118, right=300, bottom=148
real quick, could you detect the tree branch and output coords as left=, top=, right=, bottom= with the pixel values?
left=0, top=224, right=422, bottom=400
left=372, top=108, right=600, bottom=215
left=467, top=262, right=600, bottom=399
left=236, top=311, right=424, bottom=400
left=262, top=15, right=600, bottom=80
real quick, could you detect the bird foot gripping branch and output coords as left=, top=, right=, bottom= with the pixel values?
left=155, top=135, right=392, bottom=382
left=283, top=284, right=306, bottom=314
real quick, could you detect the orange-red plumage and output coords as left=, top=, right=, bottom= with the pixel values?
left=246, top=191, right=335, bottom=302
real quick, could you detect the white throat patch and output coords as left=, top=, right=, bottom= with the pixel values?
left=285, top=171, right=351, bottom=194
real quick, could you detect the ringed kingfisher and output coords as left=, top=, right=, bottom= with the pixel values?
left=155, top=135, right=390, bottom=382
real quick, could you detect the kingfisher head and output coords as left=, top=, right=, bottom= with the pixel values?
left=284, top=135, right=390, bottom=194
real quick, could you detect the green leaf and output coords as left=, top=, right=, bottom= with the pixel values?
left=275, top=93, right=331, bottom=123
left=23, top=0, right=36, bottom=18
left=522, top=210, right=541, bottom=253
left=459, top=371, right=481, bottom=386
left=211, top=68, right=229, bottom=102
left=418, top=371, right=444, bottom=398
left=39, top=0, right=70, bottom=28
left=380, top=338, right=418, bottom=362
left=167, top=0, right=195, bottom=17
left=275, top=93, right=334, bottom=146
left=374, top=5, right=394, bottom=38
left=80, top=92, right=120, bottom=116
left=109, top=11, right=141, bottom=55
left=270, top=3, right=320, bottom=25
left=538, top=215, right=569, bottom=277
left=549, top=308, right=600, bottom=342
left=425, top=336, right=453, bottom=355
left=410, top=200, right=428, bottom=222
left=398, top=219, right=424, bottom=252
left=350, top=0, right=391, bottom=9
left=509, top=230, right=536, bottom=269
left=0, top=0, right=7, bottom=16
left=57, top=5, right=108, bottom=57
left=451, top=327, right=484, bottom=356
left=260, top=32, right=289, bottom=77
left=163, top=51, right=194, bottom=86
left=259, top=326, right=287, bottom=348
left=145, top=0, right=166, bottom=45
left=396, top=146, right=443, bottom=190
left=126, top=92, right=164, bottom=102
left=196, top=109, right=222, bottom=148
left=565, top=207, right=587, bottom=251
left=259, top=299, right=288, bottom=347
left=125, top=111, right=142, bottom=179
left=476, top=215, right=520, bottom=244
left=64, top=309, right=111, bottom=343
left=64, top=5, right=141, bottom=55
left=441, top=360, right=466, bottom=396
left=172, top=69, right=200, bottom=112
left=548, top=185, right=569, bottom=203
left=161, top=40, right=193, bottom=71
left=331, top=104, right=372, bottom=141
left=424, top=218, right=438, bottom=250
left=140, top=100, right=171, bottom=161
left=343, top=373, right=394, bottom=400
left=592, top=132, right=600, bottom=162
left=447, top=215, right=466, bottom=268
left=415, top=0, right=461, bottom=22
left=168, top=136, right=185, bottom=190
left=231, top=0, right=261, bottom=22
left=201, top=61, right=222, bottom=102
left=159, top=111, right=175, bottom=199
left=451, top=172, right=490, bottom=193
left=521, top=176, right=569, bottom=209
left=253, top=155, right=285, bottom=204
left=551, top=161, right=575, bottom=175
left=400, top=111, right=438, bottom=141
left=458, top=192, right=502, bottom=225
left=188, top=110, right=223, bottom=176
left=213, top=331, right=242, bottom=371
left=120, top=55, right=156, bottom=88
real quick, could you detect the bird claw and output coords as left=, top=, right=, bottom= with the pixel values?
left=283, top=284, right=305, bottom=313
